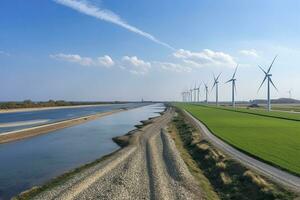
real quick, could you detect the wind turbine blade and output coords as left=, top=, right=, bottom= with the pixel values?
left=225, top=79, right=232, bottom=84
left=232, top=65, right=238, bottom=79
left=269, top=78, right=278, bottom=91
left=211, top=81, right=216, bottom=91
left=267, top=55, right=278, bottom=73
left=258, top=65, right=267, bottom=75
left=258, top=75, right=267, bottom=92
left=203, top=82, right=207, bottom=91
left=216, top=72, right=222, bottom=81
left=213, top=74, right=217, bottom=83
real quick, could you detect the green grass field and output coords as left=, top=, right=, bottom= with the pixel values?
left=223, top=105, right=300, bottom=121
left=266, top=104, right=300, bottom=113
left=176, top=103, right=300, bottom=176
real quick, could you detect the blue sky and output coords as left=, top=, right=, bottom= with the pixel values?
left=1, top=0, right=300, bottom=101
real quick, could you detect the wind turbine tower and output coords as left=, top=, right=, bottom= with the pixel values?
left=190, top=88, right=193, bottom=102
left=258, top=56, right=278, bottom=111
left=288, top=89, right=293, bottom=99
left=194, top=84, right=198, bottom=102
left=204, top=83, right=209, bottom=104
left=182, top=91, right=188, bottom=102
left=196, top=84, right=201, bottom=102
left=212, top=73, right=221, bottom=106
left=226, top=65, right=238, bottom=107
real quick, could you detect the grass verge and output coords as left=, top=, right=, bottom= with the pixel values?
left=167, top=122, right=220, bottom=200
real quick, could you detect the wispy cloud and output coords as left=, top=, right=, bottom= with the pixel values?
left=51, top=53, right=154, bottom=75
left=50, top=53, right=114, bottom=67
left=54, top=0, right=174, bottom=50
left=0, top=51, right=10, bottom=56
left=173, top=49, right=236, bottom=68
left=50, top=50, right=238, bottom=75
left=153, top=61, right=192, bottom=73
left=121, top=56, right=151, bottom=75
left=239, top=49, right=259, bottom=57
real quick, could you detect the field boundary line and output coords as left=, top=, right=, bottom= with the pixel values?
left=192, top=104, right=300, bottom=122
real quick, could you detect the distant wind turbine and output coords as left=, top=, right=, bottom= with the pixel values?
left=194, top=84, right=198, bottom=102
left=184, top=91, right=188, bottom=102
left=258, top=55, right=278, bottom=111
left=196, top=84, right=201, bottom=102
left=288, top=89, right=293, bottom=99
left=182, top=91, right=188, bottom=102
left=204, top=82, right=209, bottom=104
left=190, top=87, right=193, bottom=102
left=212, top=73, right=222, bottom=106
left=226, top=65, right=238, bottom=107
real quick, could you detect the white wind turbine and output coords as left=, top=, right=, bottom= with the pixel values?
left=190, top=87, right=194, bottom=102
left=182, top=91, right=188, bottom=102
left=204, top=82, right=209, bottom=104
left=212, top=73, right=222, bottom=106
left=196, top=83, right=201, bottom=102
left=226, top=65, right=238, bottom=107
left=258, top=56, right=278, bottom=111
left=194, top=84, right=198, bottom=102
left=288, top=89, right=293, bottom=99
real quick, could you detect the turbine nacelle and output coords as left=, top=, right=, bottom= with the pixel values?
left=212, top=72, right=221, bottom=91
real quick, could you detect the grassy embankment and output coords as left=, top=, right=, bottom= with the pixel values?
left=168, top=122, right=219, bottom=200
left=169, top=108, right=295, bottom=200
left=176, top=103, right=300, bottom=177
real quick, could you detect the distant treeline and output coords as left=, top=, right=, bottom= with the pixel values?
left=0, top=100, right=126, bottom=109
left=250, top=98, right=300, bottom=104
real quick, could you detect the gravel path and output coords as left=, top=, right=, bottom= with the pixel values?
left=183, top=110, right=300, bottom=192
left=31, top=109, right=203, bottom=200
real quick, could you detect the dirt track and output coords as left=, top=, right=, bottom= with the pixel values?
left=28, top=109, right=203, bottom=200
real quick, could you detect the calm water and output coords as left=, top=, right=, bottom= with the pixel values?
left=0, top=103, right=148, bottom=133
left=0, top=103, right=165, bottom=200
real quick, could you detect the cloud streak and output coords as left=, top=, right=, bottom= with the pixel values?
left=54, top=0, right=175, bottom=50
